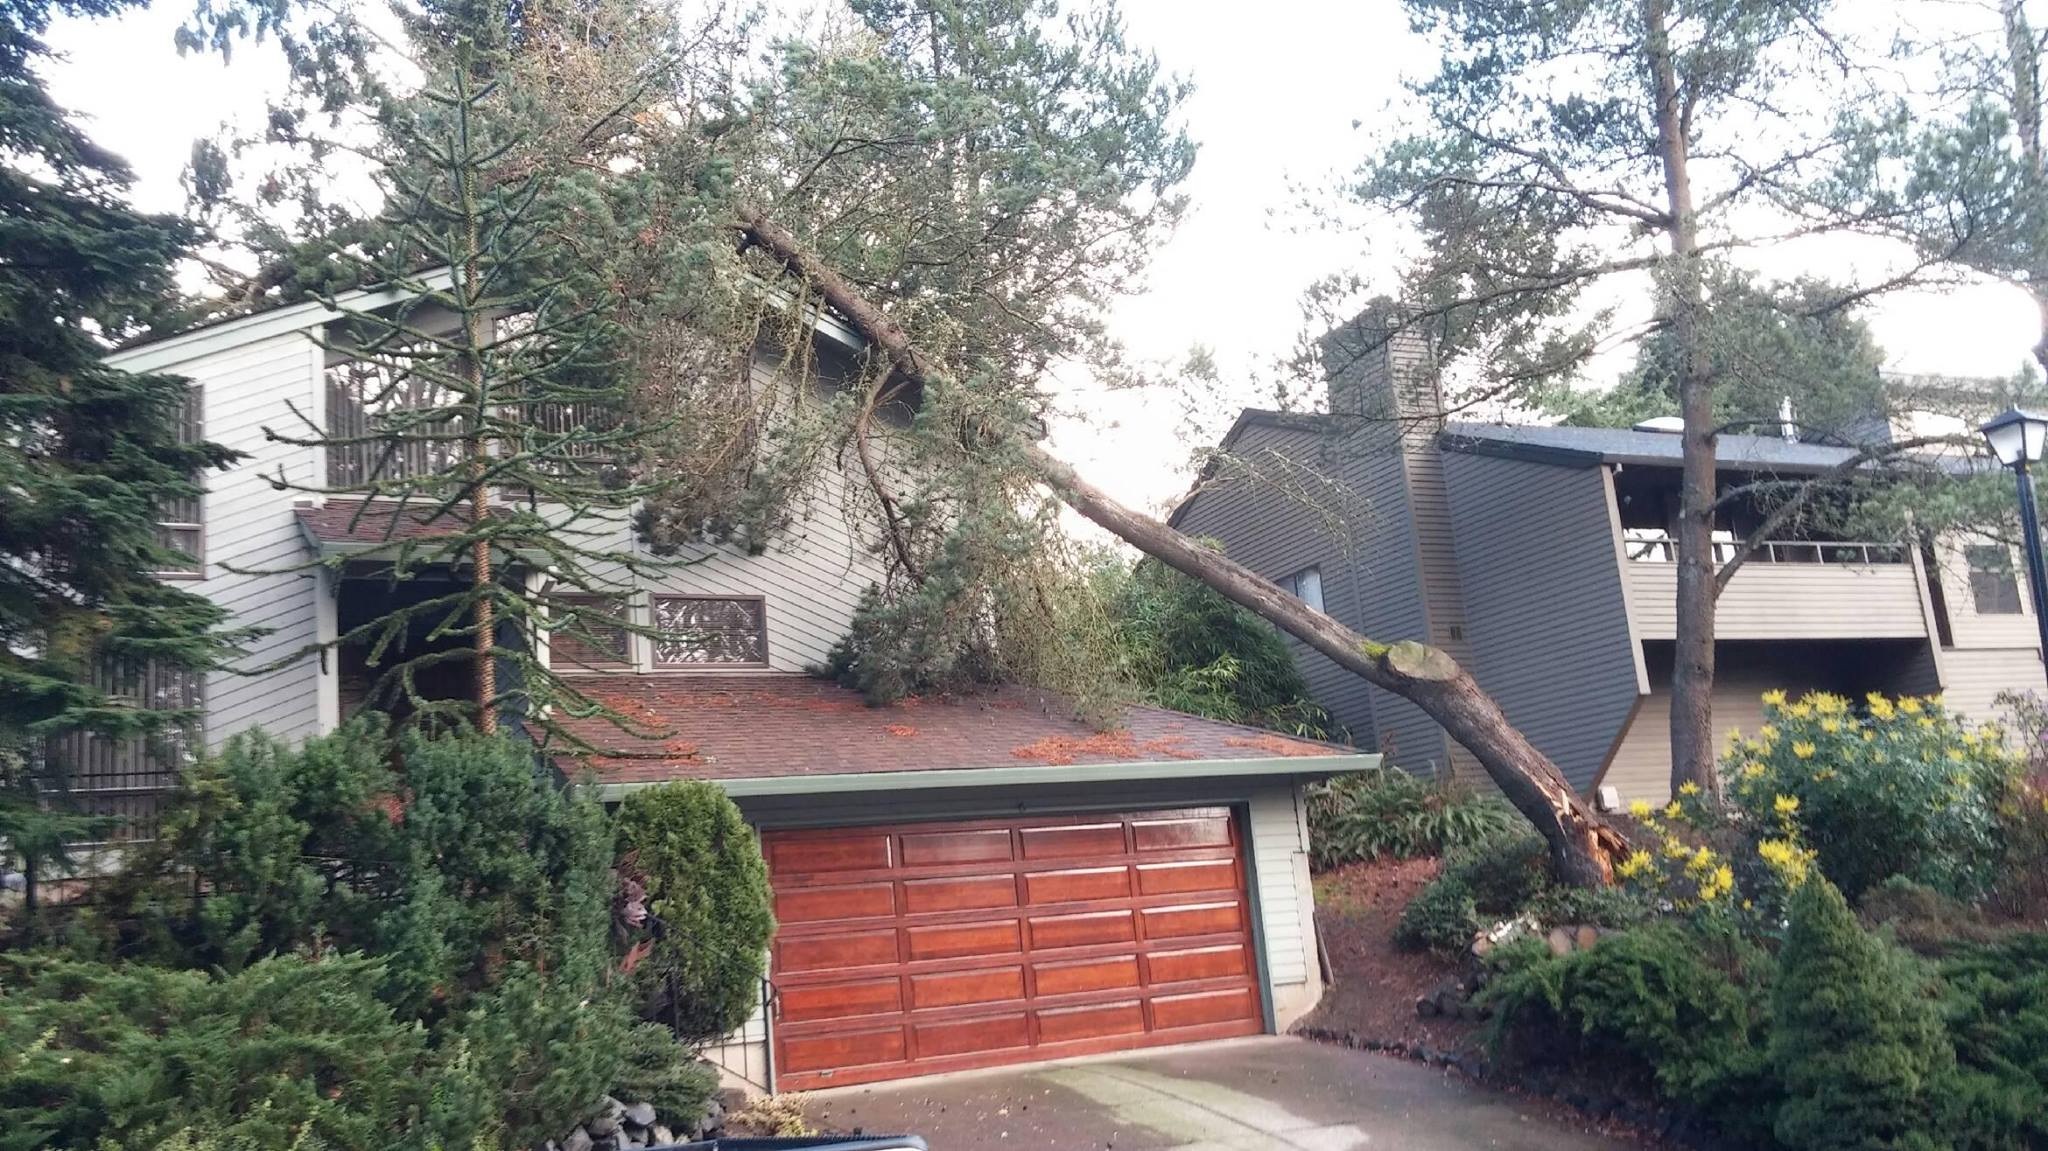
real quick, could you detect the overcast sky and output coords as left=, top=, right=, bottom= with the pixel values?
left=45, top=1, right=2048, bottom=517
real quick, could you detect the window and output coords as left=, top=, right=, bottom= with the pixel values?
left=154, top=387, right=204, bottom=577
left=1967, top=545, right=2024, bottom=615
left=548, top=594, right=631, bottom=669
left=653, top=596, right=768, bottom=666
left=42, top=658, right=204, bottom=845
left=1278, top=566, right=1325, bottom=613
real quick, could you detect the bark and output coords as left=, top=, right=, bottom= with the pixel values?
left=735, top=205, right=1628, bottom=886
left=458, top=128, right=498, bottom=736
left=1647, top=0, right=1719, bottom=804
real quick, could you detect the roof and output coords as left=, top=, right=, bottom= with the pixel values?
left=1167, top=408, right=1334, bottom=528
left=294, top=498, right=479, bottom=551
left=552, top=674, right=1371, bottom=794
left=1439, top=421, right=1880, bottom=473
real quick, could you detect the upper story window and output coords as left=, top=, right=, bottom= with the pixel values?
left=154, top=387, right=204, bottom=578
left=1966, top=544, right=2024, bottom=615
left=548, top=594, right=632, bottom=670
left=1279, top=566, right=1325, bottom=613
left=653, top=595, right=768, bottom=667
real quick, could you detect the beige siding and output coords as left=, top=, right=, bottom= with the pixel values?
left=1627, top=563, right=1927, bottom=641
left=1941, top=648, right=2042, bottom=726
left=1929, top=533, right=2043, bottom=650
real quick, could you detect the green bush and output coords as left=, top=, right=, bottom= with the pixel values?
left=1726, top=692, right=2013, bottom=901
left=614, top=780, right=776, bottom=1046
left=1770, top=877, right=1955, bottom=1151
left=1935, top=932, right=2048, bottom=1150
left=1306, top=767, right=1517, bottom=868
left=1394, top=835, right=1551, bottom=955
left=1481, top=923, right=1777, bottom=1142
left=0, top=952, right=436, bottom=1151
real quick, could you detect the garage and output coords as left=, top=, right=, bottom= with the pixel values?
left=762, top=807, right=1266, bottom=1089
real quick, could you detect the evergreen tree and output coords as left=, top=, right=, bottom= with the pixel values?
left=0, top=0, right=239, bottom=900
left=1770, top=877, right=1955, bottom=1151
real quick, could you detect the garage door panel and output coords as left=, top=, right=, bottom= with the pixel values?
left=1019, top=822, right=1127, bottom=859
left=914, top=1013, right=1031, bottom=1059
left=1136, top=858, right=1238, bottom=896
left=1024, top=865, right=1131, bottom=904
left=906, top=920, right=1022, bottom=961
left=1029, top=908, right=1137, bottom=950
left=777, top=929, right=899, bottom=973
left=901, top=873, right=1017, bottom=913
left=765, top=808, right=1262, bottom=1089
left=770, top=834, right=893, bottom=874
left=778, top=978, right=902, bottom=1023
left=900, top=828, right=1014, bottom=865
left=776, top=881, right=895, bottom=924
left=780, top=1026, right=907, bottom=1073
left=1141, top=900, right=1244, bottom=939
left=910, top=966, right=1026, bottom=1009
left=1036, top=1000, right=1146, bottom=1044
left=1145, top=944, right=1250, bottom=985
left=1032, top=954, right=1141, bottom=997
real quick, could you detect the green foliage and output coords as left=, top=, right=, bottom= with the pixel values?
left=1395, top=834, right=1551, bottom=954
left=1097, top=555, right=1334, bottom=738
left=1725, top=692, right=2015, bottom=901
left=0, top=952, right=435, bottom=1151
left=1393, top=874, right=1481, bottom=956
left=0, top=0, right=242, bottom=892
left=1936, top=932, right=2048, bottom=1151
left=1482, top=924, right=1777, bottom=1140
left=1771, top=878, right=1955, bottom=1151
left=613, top=781, right=775, bottom=1046
left=1307, top=767, right=1516, bottom=868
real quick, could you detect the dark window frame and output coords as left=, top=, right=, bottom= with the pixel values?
left=651, top=594, right=770, bottom=668
left=547, top=593, right=634, bottom=671
left=1966, top=544, right=2025, bottom=615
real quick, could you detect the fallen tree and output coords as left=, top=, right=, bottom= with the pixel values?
left=737, top=207, right=1629, bottom=886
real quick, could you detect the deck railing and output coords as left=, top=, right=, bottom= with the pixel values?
left=1624, top=531, right=1908, bottom=567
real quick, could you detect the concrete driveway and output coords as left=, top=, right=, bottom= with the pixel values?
left=804, top=1037, right=1638, bottom=1151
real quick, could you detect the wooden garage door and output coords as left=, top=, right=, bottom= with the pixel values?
left=762, top=807, right=1265, bottom=1089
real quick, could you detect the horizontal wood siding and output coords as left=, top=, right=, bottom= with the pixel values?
left=1939, top=648, right=2043, bottom=726
left=1245, top=781, right=1312, bottom=990
left=148, top=332, right=325, bottom=748
left=1928, top=533, right=2044, bottom=651
left=1440, top=453, right=1641, bottom=792
left=1173, top=422, right=1379, bottom=748
left=1627, top=563, right=1928, bottom=640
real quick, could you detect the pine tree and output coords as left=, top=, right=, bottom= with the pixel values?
left=1770, top=877, right=1956, bottom=1151
left=0, top=0, right=239, bottom=902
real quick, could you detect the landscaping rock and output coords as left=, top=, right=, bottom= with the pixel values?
left=650, top=1126, right=674, bottom=1147
left=563, top=1127, right=594, bottom=1151
left=588, top=1115, right=620, bottom=1138
left=1415, top=993, right=1440, bottom=1017
left=624, top=1102, right=657, bottom=1128
left=1575, top=924, right=1600, bottom=951
left=1546, top=926, right=1574, bottom=956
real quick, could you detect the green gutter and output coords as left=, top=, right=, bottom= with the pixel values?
left=585, top=752, right=1381, bottom=803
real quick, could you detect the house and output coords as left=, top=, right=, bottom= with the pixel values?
left=1172, top=316, right=2042, bottom=806
left=91, top=283, right=1379, bottom=1091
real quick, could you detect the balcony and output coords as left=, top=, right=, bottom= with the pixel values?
left=1623, top=532, right=1928, bottom=641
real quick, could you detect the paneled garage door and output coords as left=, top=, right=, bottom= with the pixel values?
left=762, top=807, right=1265, bottom=1089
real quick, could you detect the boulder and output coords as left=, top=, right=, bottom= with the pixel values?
left=1415, top=993, right=1440, bottom=1018
left=1545, top=926, right=1574, bottom=956
left=624, top=1102, right=657, bottom=1128
left=588, top=1115, right=620, bottom=1138
left=563, top=1127, right=594, bottom=1151
left=650, top=1126, right=675, bottom=1148
left=1575, top=924, right=1600, bottom=951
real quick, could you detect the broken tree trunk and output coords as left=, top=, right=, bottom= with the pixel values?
left=736, top=206, right=1627, bottom=886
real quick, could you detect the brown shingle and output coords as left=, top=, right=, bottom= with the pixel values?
left=552, top=674, right=1350, bottom=785
left=293, top=498, right=480, bottom=545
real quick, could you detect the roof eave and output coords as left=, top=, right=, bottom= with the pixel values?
left=580, top=751, right=1382, bottom=803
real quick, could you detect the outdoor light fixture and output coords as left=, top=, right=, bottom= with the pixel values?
left=1979, top=407, right=2048, bottom=681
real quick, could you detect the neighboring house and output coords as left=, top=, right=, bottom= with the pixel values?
left=91, top=284, right=1378, bottom=1091
left=1173, top=317, right=2041, bottom=806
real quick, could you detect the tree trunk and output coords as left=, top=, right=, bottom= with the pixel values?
left=736, top=207, right=1628, bottom=886
left=1647, top=0, right=1719, bottom=803
left=457, top=124, right=497, bottom=736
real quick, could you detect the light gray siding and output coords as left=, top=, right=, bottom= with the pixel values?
left=1173, top=421, right=1379, bottom=749
left=1440, top=451, right=1643, bottom=791
left=115, top=330, right=328, bottom=748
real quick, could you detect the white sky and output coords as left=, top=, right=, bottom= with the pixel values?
left=44, top=0, right=2048, bottom=518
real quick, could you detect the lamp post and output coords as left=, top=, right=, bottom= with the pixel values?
left=1980, top=407, right=2048, bottom=678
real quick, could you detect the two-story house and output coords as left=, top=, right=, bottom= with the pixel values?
left=1173, top=316, right=2042, bottom=806
left=85, top=282, right=1378, bottom=1092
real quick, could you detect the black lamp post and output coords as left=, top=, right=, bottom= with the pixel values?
left=1980, top=407, right=2048, bottom=677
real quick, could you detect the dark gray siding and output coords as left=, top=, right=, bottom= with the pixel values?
left=1440, top=451, right=1642, bottom=790
left=1173, top=421, right=1379, bottom=749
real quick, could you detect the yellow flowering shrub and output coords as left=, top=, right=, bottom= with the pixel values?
left=1722, top=691, right=2014, bottom=900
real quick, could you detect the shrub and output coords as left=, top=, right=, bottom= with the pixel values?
left=1935, top=931, right=2048, bottom=1151
left=1306, top=766, right=1517, bottom=868
left=1770, top=877, right=1954, bottom=1151
left=1394, top=834, right=1550, bottom=955
left=1393, top=873, right=1481, bottom=954
left=1481, top=923, right=1777, bottom=1141
left=1725, top=691, right=2013, bottom=901
left=0, top=952, right=436, bottom=1151
left=614, top=781, right=776, bottom=1046
left=1989, top=691, right=2048, bottom=920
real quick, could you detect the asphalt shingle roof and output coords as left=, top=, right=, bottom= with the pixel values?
left=1439, top=422, right=1875, bottom=472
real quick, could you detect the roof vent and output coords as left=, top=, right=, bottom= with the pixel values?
left=1632, top=416, right=1685, bottom=434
